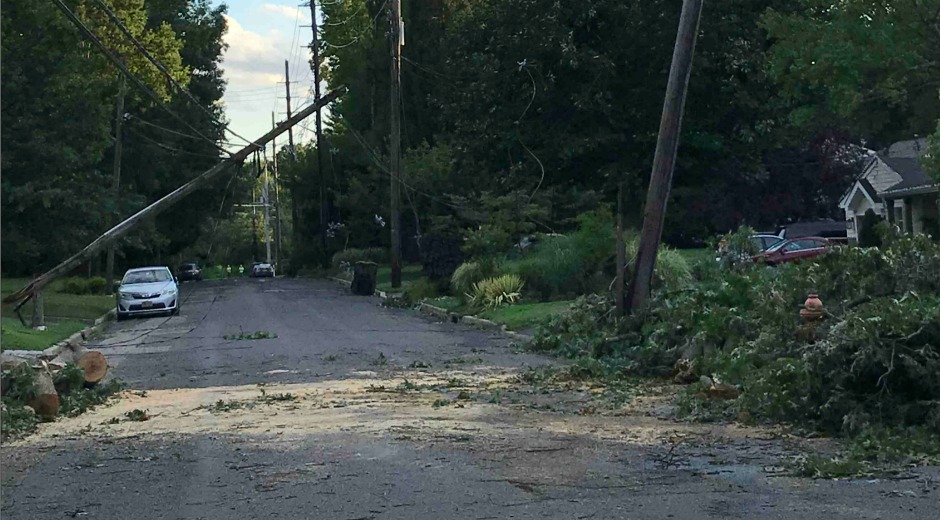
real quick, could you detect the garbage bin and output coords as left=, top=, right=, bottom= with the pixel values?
left=351, top=261, right=378, bottom=295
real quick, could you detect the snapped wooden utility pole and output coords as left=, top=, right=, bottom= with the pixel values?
left=3, top=87, right=346, bottom=306
left=284, top=60, right=296, bottom=157
left=389, top=0, right=403, bottom=288
left=626, top=0, right=704, bottom=314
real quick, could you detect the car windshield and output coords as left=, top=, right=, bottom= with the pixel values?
left=765, top=240, right=789, bottom=253
left=123, top=269, right=171, bottom=285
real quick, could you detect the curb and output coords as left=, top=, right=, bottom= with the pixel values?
left=41, top=308, right=116, bottom=359
left=330, top=276, right=352, bottom=288
left=331, top=276, right=533, bottom=342
left=417, top=303, right=534, bottom=342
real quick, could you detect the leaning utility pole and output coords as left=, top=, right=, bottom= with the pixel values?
left=3, top=88, right=345, bottom=308
left=626, top=0, right=704, bottom=314
left=307, top=0, right=328, bottom=266
left=105, top=76, right=127, bottom=291
left=389, top=0, right=403, bottom=288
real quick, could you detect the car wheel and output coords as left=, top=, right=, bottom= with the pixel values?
left=172, top=304, right=180, bottom=316
left=116, top=312, right=127, bottom=322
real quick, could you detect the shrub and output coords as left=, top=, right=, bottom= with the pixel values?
left=533, top=234, right=940, bottom=436
left=506, top=235, right=584, bottom=299
left=420, top=234, right=464, bottom=281
left=87, top=276, right=108, bottom=294
left=59, top=277, right=90, bottom=295
left=331, top=248, right=387, bottom=271
left=451, top=261, right=497, bottom=298
left=858, top=209, right=883, bottom=248
left=405, top=278, right=441, bottom=301
left=467, top=274, right=525, bottom=310
left=624, top=240, right=692, bottom=290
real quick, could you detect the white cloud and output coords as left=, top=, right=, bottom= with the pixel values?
left=220, top=14, right=317, bottom=148
left=262, top=4, right=310, bottom=23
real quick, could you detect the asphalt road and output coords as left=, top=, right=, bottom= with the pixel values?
left=2, top=278, right=937, bottom=519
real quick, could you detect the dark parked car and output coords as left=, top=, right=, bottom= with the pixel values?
left=752, top=237, right=832, bottom=266
left=177, top=262, right=203, bottom=281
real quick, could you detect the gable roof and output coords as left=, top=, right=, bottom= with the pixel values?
left=879, top=155, right=938, bottom=198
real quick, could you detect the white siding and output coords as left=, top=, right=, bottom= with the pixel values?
left=863, top=158, right=903, bottom=193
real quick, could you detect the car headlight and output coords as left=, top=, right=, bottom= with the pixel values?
left=119, top=292, right=132, bottom=300
left=165, top=287, right=177, bottom=296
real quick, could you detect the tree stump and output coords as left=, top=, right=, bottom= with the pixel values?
left=351, top=261, right=378, bottom=296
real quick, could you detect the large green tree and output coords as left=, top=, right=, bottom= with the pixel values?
left=1, top=0, right=231, bottom=275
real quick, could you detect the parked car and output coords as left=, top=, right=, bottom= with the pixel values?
left=751, top=233, right=784, bottom=252
left=116, top=266, right=180, bottom=320
left=251, top=263, right=275, bottom=278
left=716, top=233, right=784, bottom=263
left=752, top=237, right=832, bottom=266
left=177, top=262, right=203, bottom=281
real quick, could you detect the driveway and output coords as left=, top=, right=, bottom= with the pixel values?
left=2, top=278, right=936, bottom=519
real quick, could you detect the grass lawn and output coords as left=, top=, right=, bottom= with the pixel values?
left=375, top=264, right=422, bottom=293
left=479, top=300, right=574, bottom=331
left=2, top=277, right=114, bottom=322
left=1, top=317, right=86, bottom=351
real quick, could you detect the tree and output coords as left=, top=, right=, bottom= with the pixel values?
left=858, top=208, right=883, bottom=248
left=763, top=0, right=940, bottom=146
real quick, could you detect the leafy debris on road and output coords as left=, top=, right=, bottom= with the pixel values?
left=224, top=330, right=277, bottom=341
left=123, top=409, right=150, bottom=422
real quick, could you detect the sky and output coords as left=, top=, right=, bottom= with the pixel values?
left=218, top=1, right=324, bottom=149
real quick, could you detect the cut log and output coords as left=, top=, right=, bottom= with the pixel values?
left=28, top=369, right=60, bottom=419
left=78, top=351, right=108, bottom=385
left=53, top=342, right=109, bottom=385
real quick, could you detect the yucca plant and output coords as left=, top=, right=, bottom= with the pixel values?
left=466, top=274, right=524, bottom=310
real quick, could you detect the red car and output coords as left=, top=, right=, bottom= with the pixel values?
left=752, top=237, right=832, bottom=265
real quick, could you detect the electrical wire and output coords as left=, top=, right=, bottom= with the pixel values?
left=86, top=0, right=260, bottom=149
left=127, top=126, right=227, bottom=160
left=50, top=0, right=230, bottom=156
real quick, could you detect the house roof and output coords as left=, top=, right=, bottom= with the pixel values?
left=780, top=220, right=847, bottom=239
left=858, top=178, right=881, bottom=202
left=878, top=155, right=939, bottom=198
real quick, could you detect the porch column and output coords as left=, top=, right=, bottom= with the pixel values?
left=904, top=197, right=914, bottom=233
left=885, top=199, right=895, bottom=224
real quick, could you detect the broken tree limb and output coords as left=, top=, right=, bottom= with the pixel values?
left=3, top=86, right=347, bottom=306
left=50, top=343, right=109, bottom=385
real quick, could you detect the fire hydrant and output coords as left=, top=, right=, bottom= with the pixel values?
left=799, top=293, right=825, bottom=322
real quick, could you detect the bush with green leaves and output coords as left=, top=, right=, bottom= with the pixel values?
left=467, top=274, right=525, bottom=310
left=451, top=260, right=498, bottom=298
left=533, top=234, right=940, bottom=436
left=56, top=276, right=109, bottom=295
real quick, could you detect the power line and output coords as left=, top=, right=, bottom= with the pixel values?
left=50, top=0, right=229, bottom=156
left=87, top=0, right=259, bottom=148
left=130, top=116, right=238, bottom=146
left=126, top=126, right=225, bottom=160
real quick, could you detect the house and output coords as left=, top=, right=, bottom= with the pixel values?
left=839, top=138, right=939, bottom=242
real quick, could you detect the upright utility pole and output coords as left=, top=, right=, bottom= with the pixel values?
left=272, top=112, right=283, bottom=268
left=106, top=76, right=127, bottom=291
left=284, top=60, right=296, bottom=156
left=263, top=154, right=273, bottom=265
left=389, top=0, right=403, bottom=288
left=626, top=0, right=704, bottom=314
left=308, top=0, right=328, bottom=266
